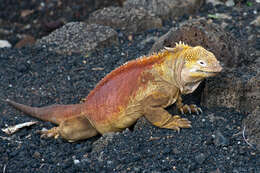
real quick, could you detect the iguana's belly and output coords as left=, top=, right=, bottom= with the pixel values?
left=98, top=84, right=179, bottom=134
left=87, top=78, right=180, bottom=134
left=92, top=103, right=143, bottom=134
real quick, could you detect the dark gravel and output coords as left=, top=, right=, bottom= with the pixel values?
left=1, top=0, right=260, bottom=172
left=0, top=0, right=121, bottom=45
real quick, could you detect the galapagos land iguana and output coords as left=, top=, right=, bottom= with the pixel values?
left=5, top=42, right=222, bottom=142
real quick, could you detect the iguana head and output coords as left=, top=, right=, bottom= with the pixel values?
left=181, top=45, right=222, bottom=83
left=165, top=42, right=222, bottom=94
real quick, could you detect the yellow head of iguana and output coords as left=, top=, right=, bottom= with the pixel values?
left=165, top=42, right=222, bottom=94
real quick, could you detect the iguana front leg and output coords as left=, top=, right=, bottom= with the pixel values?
left=176, top=95, right=202, bottom=115
left=142, top=92, right=191, bottom=131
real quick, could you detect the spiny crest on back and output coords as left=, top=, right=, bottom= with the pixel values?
left=88, top=50, right=168, bottom=96
left=175, top=41, right=190, bottom=50
left=129, top=50, right=168, bottom=66
left=164, top=41, right=191, bottom=54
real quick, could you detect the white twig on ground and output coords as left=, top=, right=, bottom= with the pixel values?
left=242, top=126, right=255, bottom=149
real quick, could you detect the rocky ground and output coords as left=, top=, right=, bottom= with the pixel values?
left=0, top=0, right=260, bottom=172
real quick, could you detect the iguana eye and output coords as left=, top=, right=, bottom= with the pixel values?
left=197, top=60, right=206, bottom=67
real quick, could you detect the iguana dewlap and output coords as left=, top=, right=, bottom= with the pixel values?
left=6, top=43, right=222, bottom=142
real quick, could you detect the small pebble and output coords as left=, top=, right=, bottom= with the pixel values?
left=0, top=40, right=11, bottom=48
left=16, top=63, right=29, bottom=73
left=225, top=0, right=235, bottom=6
left=213, top=130, right=230, bottom=147
left=33, top=151, right=41, bottom=159
left=195, top=153, right=207, bottom=164
left=73, top=159, right=80, bottom=165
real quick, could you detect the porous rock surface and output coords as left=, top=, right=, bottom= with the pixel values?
left=123, top=0, right=205, bottom=20
left=202, top=59, right=260, bottom=147
left=150, top=18, right=251, bottom=68
left=88, top=6, right=162, bottom=34
left=36, top=22, right=118, bottom=55
left=202, top=63, right=260, bottom=115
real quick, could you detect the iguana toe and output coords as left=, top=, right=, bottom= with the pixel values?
left=172, top=115, right=192, bottom=128
left=162, top=115, right=191, bottom=130
left=39, top=127, right=60, bottom=139
left=179, top=104, right=202, bottom=115
left=189, top=104, right=203, bottom=115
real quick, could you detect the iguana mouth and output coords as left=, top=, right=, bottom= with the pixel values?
left=196, top=70, right=218, bottom=74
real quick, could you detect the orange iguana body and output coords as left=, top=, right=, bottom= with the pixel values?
left=6, top=43, right=222, bottom=142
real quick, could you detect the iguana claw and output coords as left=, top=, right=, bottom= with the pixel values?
left=198, top=107, right=203, bottom=114
left=38, top=127, right=60, bottom=139
left=162, top=115, right=192, bottom=131
left=179, top=104, right=202, bottom=115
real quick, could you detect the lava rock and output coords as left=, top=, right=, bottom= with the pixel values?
left=213, top=130, right=229, bottom=147
left=195, top=153, right=207, bottom=164
left=92, top=132, right=117, bottom=153
left=16, top=63, right=29, bottom=73
left=124, top=0, right=205, bottom=20
left=32, top=151, right=41, bottom=159
left=14, top=35, right=36, bottom=48
left=150, top=18, right=252, bottom=68
left=36, top=22, right=118, bottom=55
left=88, top=6, right=162, bottom=34
left=202, top=63, right=260, bottom=115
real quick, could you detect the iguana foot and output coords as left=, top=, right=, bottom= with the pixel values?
left=179, top=104, right=202, bottom=115
left=162, top=115, right=191, bottom=132
left=39, top=127, right=60, bottom=139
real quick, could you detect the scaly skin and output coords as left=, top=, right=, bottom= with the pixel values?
left=5, top=42, right=222, bottom=142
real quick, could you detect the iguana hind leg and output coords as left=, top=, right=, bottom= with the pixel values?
left=41, top=115, right=98, bottom=142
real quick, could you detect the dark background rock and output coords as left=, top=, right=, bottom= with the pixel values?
left=202, top=64, right=260, bottom=115
left=150, top=18, right=252, bottom=68
left=87, top=6, right=162, bottom=34
left=124, top=0, right=205, bottom=20
left=36, top=22, right=118, bottom=55
left=0, top=0, right=123, bottom=45
left=14, top=35, right=36, bottom=48
left=213, top=130, right=230, bottom=147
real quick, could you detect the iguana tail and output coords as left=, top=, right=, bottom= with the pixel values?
left=5, top=99, right=84, bottom=125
